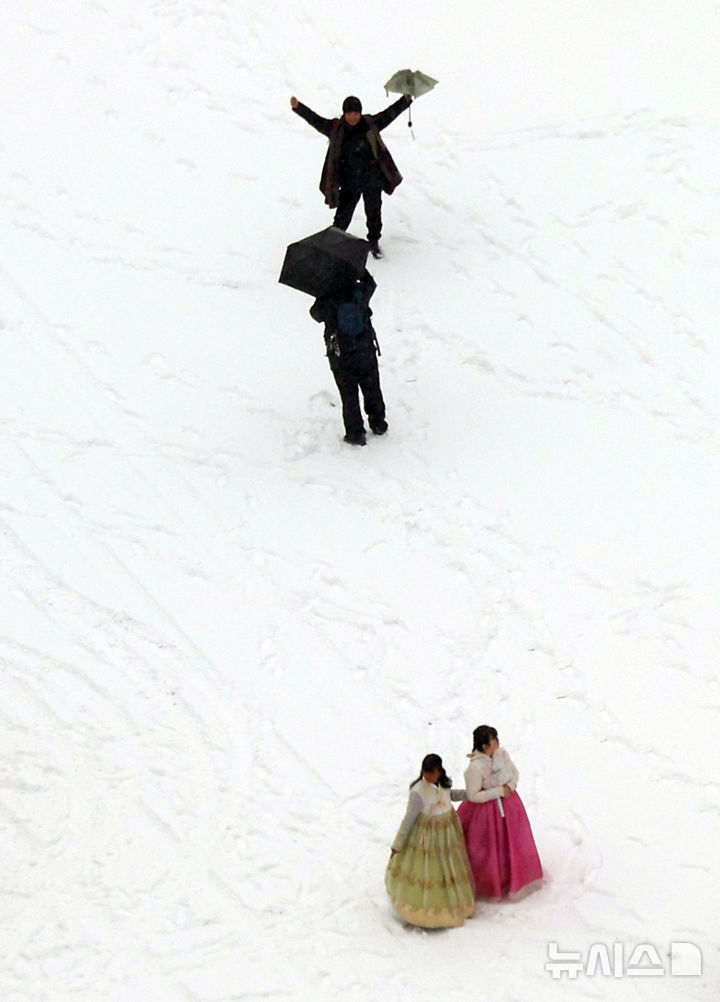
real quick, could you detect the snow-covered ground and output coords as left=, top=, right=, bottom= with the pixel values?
left=2, top=2, right=719, bottom=999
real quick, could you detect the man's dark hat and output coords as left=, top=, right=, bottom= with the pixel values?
left=342, top=96, right=362, bottom=114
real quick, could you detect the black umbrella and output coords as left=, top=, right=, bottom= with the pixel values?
left=279, top=226, right=369, bottom=298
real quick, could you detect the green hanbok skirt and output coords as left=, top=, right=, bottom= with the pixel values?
left=385, top=810, right=475, bottom=928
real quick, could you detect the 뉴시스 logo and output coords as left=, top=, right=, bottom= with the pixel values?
left=545, top=941, right=702, bottom=979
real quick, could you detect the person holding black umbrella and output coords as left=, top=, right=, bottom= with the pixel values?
left=290, top=93, right=412, bottom=259
left=309, top=269, right=387, bottom=446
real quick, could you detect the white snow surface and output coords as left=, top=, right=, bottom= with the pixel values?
left=2, top=2, right=720, bottom=1000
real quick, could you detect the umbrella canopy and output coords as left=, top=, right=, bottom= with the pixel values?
left=279, top=226, right=369, bottom=298
left=384, top=68, right=438, bottom=99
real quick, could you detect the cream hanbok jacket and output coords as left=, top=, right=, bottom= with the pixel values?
left=464, top=747, right=519, bottom=817
left=391, top=779, right=453, bottom=853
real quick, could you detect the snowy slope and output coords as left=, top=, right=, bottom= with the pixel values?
left=2, top=2, right=719, bottom=1000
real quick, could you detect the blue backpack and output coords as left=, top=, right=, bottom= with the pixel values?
left=335, top=286, right=371, bottom=352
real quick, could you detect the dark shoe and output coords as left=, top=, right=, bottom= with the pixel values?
left=369, top=418, right=388, bottom=435
left=368, top=240, right=383, bottom=259
left=343, top=432, right=367, bottom=446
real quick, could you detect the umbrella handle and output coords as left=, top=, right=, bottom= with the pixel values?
left=408, top=105, right=415, bottom=141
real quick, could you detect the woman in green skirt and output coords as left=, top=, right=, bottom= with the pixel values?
left=385, top=753, right=475, bottom=928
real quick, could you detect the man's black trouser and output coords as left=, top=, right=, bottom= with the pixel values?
left=328, top=345, right=385, bottom=439
left=333, top=185, right=383, bottom=243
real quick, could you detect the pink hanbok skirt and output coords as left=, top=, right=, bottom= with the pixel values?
left=457, top=792, right=543, bottom=901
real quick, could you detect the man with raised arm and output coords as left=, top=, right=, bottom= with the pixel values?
left=290, top=92, right=412, bottom=259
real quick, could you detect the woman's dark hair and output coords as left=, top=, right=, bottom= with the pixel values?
left=472, top=725, right=498, bottom=752
left=410, top=752, right=452, bottom=789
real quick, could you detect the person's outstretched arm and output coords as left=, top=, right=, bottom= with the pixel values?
left=290, top=96, right=334, bottom=137
left=371, top=94, right=412, bottom=131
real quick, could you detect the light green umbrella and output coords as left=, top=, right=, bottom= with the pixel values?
left=384, top=68, right=438, bottom=132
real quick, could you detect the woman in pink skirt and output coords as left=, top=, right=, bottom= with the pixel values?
left=457, top=725, right=543, bottom=902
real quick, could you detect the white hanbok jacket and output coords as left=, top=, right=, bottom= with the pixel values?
left=464, top=747, right=519, bottom=817
left=391, top=778, right=453, bottom=853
